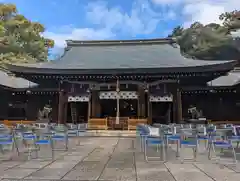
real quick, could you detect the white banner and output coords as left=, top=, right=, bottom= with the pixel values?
left=99, top=91, right=138, bottom=99
left=149, top=95, right=173, bottom=102
left=68, top=95, right=89, bottom=102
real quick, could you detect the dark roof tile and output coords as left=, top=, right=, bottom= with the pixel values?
left=0, top=70, right=37, bottom=89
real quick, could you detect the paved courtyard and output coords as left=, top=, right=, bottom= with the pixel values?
left=0, top=137, right=240, bottom=181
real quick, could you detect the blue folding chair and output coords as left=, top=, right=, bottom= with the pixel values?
left=197, top=126, right=208, bottom=151
left=165, top=126, right=181, bottom=157
left=77, top=123, right=87, bottom=136
left=137, top=125, right=149, bottom=152
left=144, top=127, right=165, bottom=162
left=232, top=126, right=240, bottom=148
left=178, top=129, right=199, bottom=163
left=34, top=133, right=54, bottom=160
left=0, top=131, right=19, bottom=159
left=52, top=125, right=68, bottom=151
left=208, top=129, right=237, bottom=164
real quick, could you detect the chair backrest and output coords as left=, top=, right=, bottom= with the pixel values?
left=180, top=128, right=198, bottom=143
left=0, top=128, right=12, bottom=135
left=139, top=125, right=150, bottom=136
left=77, top=123, right=87, bottom=130
left=172, top=126, right=182, bottom=135
left=181, top=128, right=197, bottom=136
left=197, top=126, right=207, bottom=136
left=152, top=123, right=162, bottom=127
left=233, top=126, right=240, bottom=136
left=211, top=128, right=233, bottom=140
left=0, top=124, right=6, bottom=128
left=0, top=130, right=13, bottom=145
left=148, top=126, right=160, bottom=137
left=54, top=124, right=68, bottom=133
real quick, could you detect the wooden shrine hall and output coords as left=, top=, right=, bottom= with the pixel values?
left=5, top=38, right=237, bottom=129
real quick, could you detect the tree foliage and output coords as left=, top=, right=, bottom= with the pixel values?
left=0, top=3, right=54, bottom=65
left=169, top=10, right=240, bottom=60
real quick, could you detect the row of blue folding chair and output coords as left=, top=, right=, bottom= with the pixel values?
left=20, top=131, right=68, bottom=160
left=0, top=129, right=20, bottom=160
left=137, top=124, right=239, bottom=164
left=0, top=128, right=69, bottom=160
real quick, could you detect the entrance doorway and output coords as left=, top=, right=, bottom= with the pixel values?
left=152, top=102, right=172, bottom=124
left=119, top=100, right=137, bottom=118
left=100, top=100, right=116, bottom=118
left=67, top=102, right=88, bottom=123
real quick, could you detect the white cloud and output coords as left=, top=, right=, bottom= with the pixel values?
left=152, top=0, right=240, bottom=27
left=45, top=0, right=240, bottom=56
left=45, top=0, right=175, bottom=50
left=152, top=0, right=182, bottom=5
left=85, top=0, right=166, bottom=35
left=43, top=28, right=114, bottom=48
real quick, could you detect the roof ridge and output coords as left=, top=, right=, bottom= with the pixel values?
left=66, top=38, right=175, bottom=47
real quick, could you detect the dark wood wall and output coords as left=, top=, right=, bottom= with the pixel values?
left=0, top=89, right=9, bottom=120
left=0, top=90, right=59, bottom=121
left=25, top=94, right=58, bottom=121
left=182, top=93, right=240, bottom=121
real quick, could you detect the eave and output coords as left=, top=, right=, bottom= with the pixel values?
left=6, top=60, right=237, bottom=75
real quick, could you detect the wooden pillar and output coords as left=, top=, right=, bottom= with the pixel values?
left=116, top=78, right=120, bottom=124
left=88, top=93, right=92, bottom=120
left=137, top=97, right=140, bottom=118
left=147, top=92, right=152, bottom=124
left=177, top=89, right=182, bottom=123
left=57, top=90, right=65, bottom=124
left=137, top=86, right=146, bottom=118
left=91, top=91, right=96, bottom=117
left=63, top=100, right=68, bottom=123
left=172, top=85, right=182, bottom=124
left=91, top=90, right=101, bottom=117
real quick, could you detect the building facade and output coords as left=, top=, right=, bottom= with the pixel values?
left=2, top=38, right=238, bottom=128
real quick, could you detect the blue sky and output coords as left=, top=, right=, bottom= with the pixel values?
left=1, top=0, right=238, bottom=58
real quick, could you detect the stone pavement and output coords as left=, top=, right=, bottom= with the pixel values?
left=0, top=137, right=240, bottom=181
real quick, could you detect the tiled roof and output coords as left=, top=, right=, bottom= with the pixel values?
left=6, top=38, right=236, bottom=74
left=0, top=70, right=37, bottom=89
left=208, top=69, right=240, bottom=86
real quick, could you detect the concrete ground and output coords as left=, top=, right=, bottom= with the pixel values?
left=0, top=137, right=240, bottom=181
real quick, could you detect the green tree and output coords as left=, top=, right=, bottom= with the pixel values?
left=169, top=10, right=240, bottom=60
left=0, top=3, right=54, bottom=65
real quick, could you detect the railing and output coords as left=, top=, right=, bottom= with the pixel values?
left=108, top=117, right=128, bottom=130
left=88, top=118, right=108, bottom=130
left=3, top=120, right=35, bottom=127
left=128, top=118, right=148, bottom=130
left=87, top=117, right=148, bottom=130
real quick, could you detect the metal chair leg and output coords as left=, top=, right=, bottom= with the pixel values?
left=232, top=147, right=237, bottom=164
